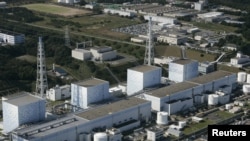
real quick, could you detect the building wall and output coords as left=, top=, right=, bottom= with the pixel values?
left=77, top=102, right=151, bottom=133
left=202, top=82, right=213, bottom=92
left=71, top=82, right=110, bottom=109
left=144, top=94, right=161, bottom=111
left=127, top=70, right=143, bottom=95
left=144, top=15, right=177, bottom=24
left=18, top=101, right=46, bottom=126
left=71, top=83, right=84, bottom=108
left=169, top=63, right=184, bottom=82
left=0, top=33, right=25, bottom=45
left=3, top=100, right=45, bottom=133
left=71, top=50, right=92, bottom=61
left=87, top=83, right=110, bottom=106
left=143, top=69, right=161, bottom=88
left=3, top=102, right=18, bottom=133
left=213, top=77, right=229, bottom=91
left=184, top=61, right=199, bottom=81
left=104, top=9, right=134, bottom=17
left=99, top=51, right=117, bottom=61
left=192, top=85, right=204, bottom=96
left=164, top=98, right=193, bottom=115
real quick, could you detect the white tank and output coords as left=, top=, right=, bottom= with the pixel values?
left=179, top=121, right=186, bottom=128
left=246, top=74, right=250, bottom=83
left=243, top=85, right=250, bottom=94
left=237, top=72, right=247, bottom=83
left=208, top=94, right=219, bottom=106
left=225, top=104, right=232, bottom=110
left=156, top=112, right=168, bottom=125
left=94, top=133, right=108, bottom=141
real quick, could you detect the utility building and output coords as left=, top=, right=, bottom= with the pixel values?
left=127, top=65, right=162, bottom=96
left=71, top=78, right=110, bottom=109
left=169, top=59, right=198, bottom=82
left=2, top=92, right=45, bottom=133
left=0, top=29, right=25, bottom=45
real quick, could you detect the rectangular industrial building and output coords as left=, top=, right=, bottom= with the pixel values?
left=139, top=70, right=236, bottom=115
left=2, top=92, right=45, bottom=133
left=71, top=49, right=92, bottom=61
left=142, top=81, right=200, bottom=113
left=187, top=70, right=236, bottom=93
left=0, top=29, right=25, bottom=45
left=169, top=59, right=199, bottom=82
left=12, top=97, right=151, bottom=141
left=127, top=65, right=162, bottom=96
left=46, top=85, right=71, bottom=101
left=71, top=78, right=110, bottom=109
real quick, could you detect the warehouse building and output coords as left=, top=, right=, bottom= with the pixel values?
left=12, top=97, right=151, bottom=141
left=46, top=85, right=71, bottom=101
left=0, top=29, right=25, bottom=45
left=104, top=8, right=136, bottom=17
left=58, top=0, right=79, bottom=4
left=2, top=92, right=45, bottom=133
left=127, top=65, right=162, bottom=96
left=144, top=15, right=178, bottom=25
left=157, top=34, right=187, bottom=45
left=169, top=59, right=199, bottom=82
left=71, top=78, right=110, bottom=109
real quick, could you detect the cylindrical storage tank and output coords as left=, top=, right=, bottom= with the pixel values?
left=94, top=133, right=108, bottom=141
left=247, top=74, right=250, bottom=84
left=225, top=104, right=232, bottom=110
left=208, top=94, right=219, bottom=106
left=179, top=121, right=186, bottom=128
left=243, top=85, right=250, bottom=94
left=237, top=72, right=247, bottom=83
left=156, top=112, right=168, bottom=125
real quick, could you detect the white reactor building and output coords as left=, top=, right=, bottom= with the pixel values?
left=2, top=92, right=45, bottom=133
left=127, top=65, right=162, bottom=96
left=169, top=59, right=198, bottom=82
left=71, top=78, right=110, bottom=109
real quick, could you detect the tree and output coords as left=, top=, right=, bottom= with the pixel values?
left=79, top=0, right=86, bottom=6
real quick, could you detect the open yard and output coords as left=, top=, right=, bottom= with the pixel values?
left=155, top=45, right=218, bottom=62
left=21, top=3, right=91, bottom=16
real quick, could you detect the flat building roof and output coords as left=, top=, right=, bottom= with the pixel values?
left=4, top=92, right=44, bottom=106
left=75, top=97, right=150, bottom=120
left=73, top=78, right=108, bottom=87
left=146, top=81, right=198, bottom=98
left=187, top=70, right=234, bottom=84
left=14, top=116, right=88, bottom=140
left=171, top=59, right=196, bottom=65
left=129, top=65, right=160, bottom=73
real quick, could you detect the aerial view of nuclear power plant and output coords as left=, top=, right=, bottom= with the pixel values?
left=1, top=0, right=250, bottom=141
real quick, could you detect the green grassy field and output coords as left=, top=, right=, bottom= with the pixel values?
left=155, top=45, right=218, bottom=62
left=21, top=3, right=91, bottom=16
left=191, top=21, right=238, bottom=33
left=16, top=55, right=37, bottom=63
left=33, top=14, right=140, bottom=40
